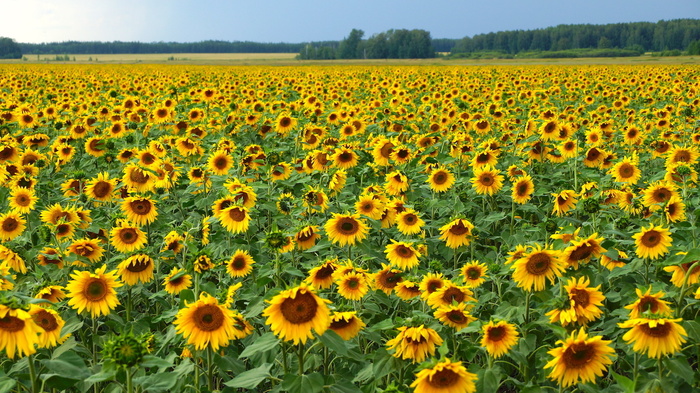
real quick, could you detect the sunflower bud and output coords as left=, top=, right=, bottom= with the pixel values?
left=103, top=331, right=151, bottom=368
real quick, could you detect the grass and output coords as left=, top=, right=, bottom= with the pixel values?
left=2, top=53, right=699, bottom=66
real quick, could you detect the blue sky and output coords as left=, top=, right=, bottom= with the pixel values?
left=3, top=0, right=698, bottom=43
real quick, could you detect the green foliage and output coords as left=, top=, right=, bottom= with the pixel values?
left=0, top=37, right=22, bottom=59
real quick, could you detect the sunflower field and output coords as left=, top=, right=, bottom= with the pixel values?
left=0, top=63, right=699, bottom=393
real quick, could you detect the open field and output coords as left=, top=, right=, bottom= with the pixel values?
left=3, top=52, right=700, bottom=65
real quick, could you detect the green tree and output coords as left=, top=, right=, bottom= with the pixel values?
left=338, top=29, right=364, bottom=59
left=0, top=37, right=22, bottom=59
left=688, top=40, right=700, bottom=55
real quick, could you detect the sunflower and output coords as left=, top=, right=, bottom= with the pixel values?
left=632, top=224, right=672, bottom=260
left=434, top=303, right=476, bottom=330
left=471, top=165, right=503, bottom=196
left=161, top=231, right=185, bottom=255
left=263, top=283, right=331, bottom=345
left=355, top=194, right=385, bottom=220
left=0, top=304, right=40, bottom=359
left=174, top=292, right=238, bottom=351
left=385, top=240, right=422, bottom=270
left=8, top=187, right=38, bottom=214
left=625, top=287, right=672, bottom=319
left=642, top=181, right=678, bottom=208
left=551, top=190, right=578, bottom=216
left=549, top=277, right=605, bottom=326
left=372, top=264, right=404, bottom=295
left=218, top=206, right=251, bottom=234
left=84, top=172, right=117, bottom=202
left=511, top=245, right=565, bottom=292
left=305, top=258, right=338, bottom=289
left=163, top=267, right=192, bottom=295
left=29, top=305, right=68, bottom=349
left=561, top=233, right=606, bottom=269
left=270, top=162, right=292, bottom=181
left=110, top=221, right=148, bottom=253
left=427, top=282, right=476, bottom=309
left=336, top=271, right=370, bottom=300
left=328, top=169, right=347, bottom=195
left=395, top=280, right=422, bottom=300
left=0, top=244, right=26, bottom=273
left=460, top=261, right=489, bottom=288
left=386, top=325, right=444, bottom=363
left=122, top=196, right=158, bottom=226
left=329, top=311, right=365, bottom=340
left=481, top=320, right=519, bottom=359
left=331, top=146, right=359, bottom=169
left=600, top=249, right=628, bottom=270
left=663, top=256, right=700, bottom=287
left=226, top=250, right=255, bottom=278
left=384, top=170, right=409, bottom=196
left=207, top=150, right=234, bottom=176
left=275, top=113, right=297, bottom=134
left=324, top=213, right=368, bottom=247
left=231, top=311, right=254, bottom=339
left=193, top=254, right=214, bottom=273
left=67, top=238, right=104, bottom=264
left=618, top=316, right=687, bottom=358
left=302, top=188, right=329, bottom=212
left=0, top=211, right=25, bottom=242
left=511, top=175, right=534, bottom=204
left=117, top=254, right=154, bottom=285
left=609, top=156, right=641, bottom=184
left=295, top=226, right=321, bottom=250
left=427, top=167, right=456, bottom=193
left=396, top=208, right=425, bottom=235
left=66, top=265, right=122, bottom=317
left=35, top=285, right=66, bottom=304
left=372, top=138, right=395, bottom=166
left=410, top=358, right=477, bottom=393
left=544, top=328, right=615, bottom=387
left=439, top=218, right=475, bottom=249
left=419, top=272, right=446, bottom=301
left=122, top=164, right=155, bottom=193
left=664, top=195, right=686, bottom=223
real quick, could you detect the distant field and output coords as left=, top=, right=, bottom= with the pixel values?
left=5, top=53, right=700, bottom=65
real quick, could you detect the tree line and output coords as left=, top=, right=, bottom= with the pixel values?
left=297, top=29, right=437, bottom=60
left=452, top=19, right=700, bottom=54
left=18, top=40, right=307, bottom=55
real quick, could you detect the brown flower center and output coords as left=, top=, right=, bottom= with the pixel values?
left=93, top=181, right=112, bottom=198
left=32, top=310, right=59, bottom=332
left=448, top=221, right=469, bottom=236
left=83, top=278, right=108, bottom=301
left=193, top=304, right=225, bottom=332
left=280, top=291, right=318, bottom=324
left=130, top=199, right=153, bottom=216
left=639, top=321, right=672, bottom=338
left=0, top=315, right=25, bottom=332
left=227, top=207, right=246, bottom=222
left=2, top=217, right=19, bottom=232
left=525, top=253, right=552, bottom=275
left=330, top=318, right=352, bottom=330
left=618, top=163, right=635, bottom=178
left=336, top=217, right=359, bottom=235
left=640, top=230, right=661, bottom=248
left=442, top=287, right=466, bottom=303
left=570, top=288, right=590, bottom=307
left=119, top=228, right=139, bottom=244
left=562, top=342, right=594, bottom=368
left=428, top=368, right=459, bottom=388
left=129, top=168, right=149, bottom=184
left=127, top=257, right=151, bottom=273
left=487, top=325, right=506, bottom=342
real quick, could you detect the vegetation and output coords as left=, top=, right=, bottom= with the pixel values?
left=0, top=37, right=22, bottom=59
left=451, top=19, right=700, bottom=56
left=298, top=28, right=436, bottom=60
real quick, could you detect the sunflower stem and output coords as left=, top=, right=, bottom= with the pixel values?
left=206, top=346, right=214, bottom=392
left=676, top=261, right=700, bottom=318
left=524, top=291, right=532, bottom=325
left=28, top=354, right=38, bottom=393
left=126, top=366, right=133, bottom=393
left=298, top=342, right=305, bottom=374
left=126, top=287, right=132, bottom=322
left=658, top=357, right=663, bottom=380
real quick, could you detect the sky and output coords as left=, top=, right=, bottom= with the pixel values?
left=2, top=0, right=699, bottom=44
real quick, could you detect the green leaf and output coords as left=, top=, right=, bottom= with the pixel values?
left=684, top=319, right=700, bottom=342
left=41, top=351, right=90, bottom=380
left=239, top=332, right=280, bottom=359
left=664, top=355, right=695, bottom=385
left=480, top=367, right=500, bottom=393
left=319, top=330, right=348, bottom=356
left=611, top=371, right=635, bottom=393
left=133, top=372, right=178, bottom=392
left=329, top=379, right=362, bottom=393
left=0, top=377, right=17, bottom=393
left=224, top=363, right=273, bottom=389
left=281, top=372, right=324, bottom=393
